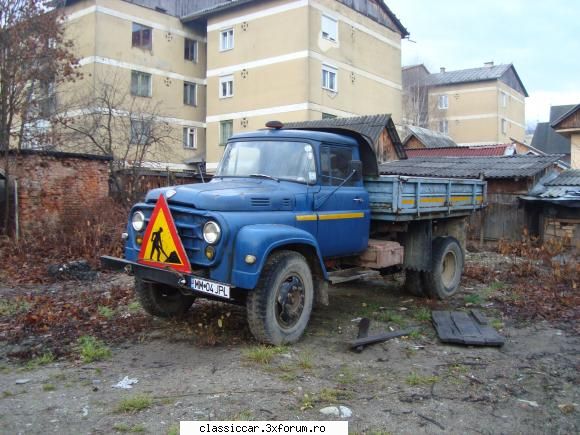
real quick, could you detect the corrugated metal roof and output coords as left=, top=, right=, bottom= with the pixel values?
left=379, top=155, right=563, bottom=179
left=545, top=169, right=580, bottom=186
left=425, top=64, right=511, bottom=87
left=406, top=144, right=509, bottom=158
left=404, top=126, right=457, bottom=148
left=535, top=185, right=580, bottom=199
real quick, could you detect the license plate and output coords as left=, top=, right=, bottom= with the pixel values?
left=191, top=277, right=230, bottom=299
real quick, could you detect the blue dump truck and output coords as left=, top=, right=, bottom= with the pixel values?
left=102, top=122, right=486, bottom=345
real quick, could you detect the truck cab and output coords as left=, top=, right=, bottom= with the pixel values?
left=103, top=123, right=485, bottom=345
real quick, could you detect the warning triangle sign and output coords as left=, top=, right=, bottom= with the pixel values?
left=138, top=195, right=192, bottom=274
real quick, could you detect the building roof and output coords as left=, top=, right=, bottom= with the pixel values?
left=551, top=104, right=580, bottom=128
left=403, top=126, right=457, bottom=149
left=284, top=113, right=406, bottom=159
left=405, top=144, right=510, bottom=158
left=378, top=155, right=562, bottom=179
left=545, top=169, right=580, bottom=186
left=424, top=63, right=528, bottom=97
left=531, top=105, right=574, bottom=155
left=181, top=0, right=409, bottom=36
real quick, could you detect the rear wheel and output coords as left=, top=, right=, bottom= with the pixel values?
left=404, top=270, right=426, bottom=297
left=246, top=250, right=314, bottom=345
left=422, top=237, right=464, bottom=299
left=135, top=277, right=195, bottom=318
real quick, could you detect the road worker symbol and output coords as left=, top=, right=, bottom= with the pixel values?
left=138, top=195, right=192, bottom=273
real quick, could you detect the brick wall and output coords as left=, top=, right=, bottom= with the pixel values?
left=0, top=151, right=110, bottom=233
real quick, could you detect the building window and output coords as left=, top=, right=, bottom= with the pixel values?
left=321, top=15, right=338, bottom=42
left=219, top=75, right=234, bottom=98
left=438, top=95, right=448, bottom=109
left=184, top=38, right=198, bottom=62
left=183, top=81, right=197, bottom=106
left=501, top=118, right=507, bottom=134
left=439, top=120, right=448, bottom=134
left=130, top=120, right=151, bottom=145
left=322, top=112, right=337, bottom=119
left=501, top=91, right=508, bottom=107
left=220, top=28, right=234, bottom=51
left=132, top=23, right=152, bottom=50
left=131, top=71, right=152, bottom=97
left=220, top=120, right=234, bottom=145
left=322, top=65, right=337, bottom=92
left=183, top=127, right=197, bottom=149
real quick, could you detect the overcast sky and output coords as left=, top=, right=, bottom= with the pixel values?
left=387, top=0, right=580, bottom=125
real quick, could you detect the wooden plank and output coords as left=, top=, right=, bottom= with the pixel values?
left=432, top=311, right=504, bottom=347
left=349, top=328, right=417, bottom=348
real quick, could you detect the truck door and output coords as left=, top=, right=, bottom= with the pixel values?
left=315, top=144, right=370, bottom=258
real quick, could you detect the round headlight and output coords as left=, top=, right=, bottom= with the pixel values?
left=131, top=211, right=146, bottom=232
left=203, top=221, right=221, bottom=244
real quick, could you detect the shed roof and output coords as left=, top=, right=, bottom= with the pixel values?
left=403, top=126, right=457, bottom=148
left=424, top=64, right=528, bottom=97
left=406, top=144, right=510, bottom=158
left=378, top=155, right=562, bottom=179
left=284, top=113, right=406, bottom=160
left=545, top=169, right=580, bottom=186
left=551, top=104, right=580, bottom=128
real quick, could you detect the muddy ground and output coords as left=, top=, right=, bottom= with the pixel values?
left=0, top=251, right=578, bottom=435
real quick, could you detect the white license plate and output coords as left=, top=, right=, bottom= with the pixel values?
left=191, top=277, right=230, bottom=299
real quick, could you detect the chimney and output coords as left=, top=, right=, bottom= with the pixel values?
left=440, top=67, right=446, bottom=73
left=484, top=61, right=494, bottom=67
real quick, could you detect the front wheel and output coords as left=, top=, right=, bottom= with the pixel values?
left=422, top=237, right=464, bottom=299
left=135, top=277, right=195, bottom=318
left=246, top=250, right=314, bottom=345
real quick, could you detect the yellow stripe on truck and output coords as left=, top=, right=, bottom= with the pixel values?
left=402, top=195, right=483, bottom=205
left=296, top=212, right=365, bottom=221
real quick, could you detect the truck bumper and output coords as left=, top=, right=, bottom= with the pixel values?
left=100, top=256, right=244, bottom=304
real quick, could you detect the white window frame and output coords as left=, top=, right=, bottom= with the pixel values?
left=501, top=118, right=507, bottom=134
left=130, top=119, right=151, bottom=145
left=439, top=120, right=448, bottom=135
left=220, top=120, right=234, bottom=146
left=184, top=38, right=198, bottom=62
left=219, top=28, right=234, bottom=51
left=219, top=75, right=234, bottom=98
left=321, top=15, right=338, bottom=42
left=501, top=91, right=508, bottom=108
left=183, top=81, right=197, bottom=106
left=322, top=64, right=338, bottom=92
left=183, top=127, right=197, bottom=149
left=438, top=94, right=448, bottom=109
left=130, top=70, right=152, bottom=97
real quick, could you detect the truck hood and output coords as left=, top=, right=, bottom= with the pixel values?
left=145, top=178, right=304, bottom=211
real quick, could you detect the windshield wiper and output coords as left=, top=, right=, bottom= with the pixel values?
left=249, top=173, right=279, bottom=182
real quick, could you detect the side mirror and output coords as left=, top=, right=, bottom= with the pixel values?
left=348, top=160, right=363, bottom=182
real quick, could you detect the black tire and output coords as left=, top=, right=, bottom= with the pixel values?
left=135, top=277, right=195, bottom=318
left=246, top=250, right=314, bottom=345
left=404, top=270, right=426, bottom=297
left=423, top=237, right=464, bottom=299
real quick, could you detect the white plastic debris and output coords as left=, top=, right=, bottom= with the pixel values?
left=112, top=376, right=139, bottom=389
left=319, top=406, right=352, bottom=418
left=15, top=379, right=31, bottom=385
left=82, top=406, right=89, bottom=417
left=517, top=399, right=539, bottom=408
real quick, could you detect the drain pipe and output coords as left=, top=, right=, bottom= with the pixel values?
left=14, top=179, right=19, bottom=242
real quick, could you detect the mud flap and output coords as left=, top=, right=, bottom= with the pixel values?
left=432, top=310, right=505, bottom=346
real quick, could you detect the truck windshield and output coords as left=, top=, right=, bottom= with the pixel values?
left=216, top=141, right=316, bottom=184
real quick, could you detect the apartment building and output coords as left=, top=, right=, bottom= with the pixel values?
left=403, top=63, right=528, bottom=146
left=62, top=0, right=408, bottom=171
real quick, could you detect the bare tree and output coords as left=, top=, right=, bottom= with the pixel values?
left=56, top=74, right=175, bottom=204
left=0, top=0, right=79, bottom=234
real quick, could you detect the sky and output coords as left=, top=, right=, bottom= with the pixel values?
left=387, top=0, right=580, bottom=125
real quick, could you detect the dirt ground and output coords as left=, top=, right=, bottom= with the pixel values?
left=1, top=251, right=579, bottom=435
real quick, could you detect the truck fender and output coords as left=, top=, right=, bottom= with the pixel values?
left=231, top=224, right=328, bottom=293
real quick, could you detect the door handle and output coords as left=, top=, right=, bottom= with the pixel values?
left=353, top=198, right=364, bottom=203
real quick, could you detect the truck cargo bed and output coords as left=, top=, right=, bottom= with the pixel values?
left=364, top=175, right=486, bottom=221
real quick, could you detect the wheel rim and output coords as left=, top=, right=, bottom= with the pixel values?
left=275, top=274, right=305, bottom=329
left=441, top=251, right=457, bottom=289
